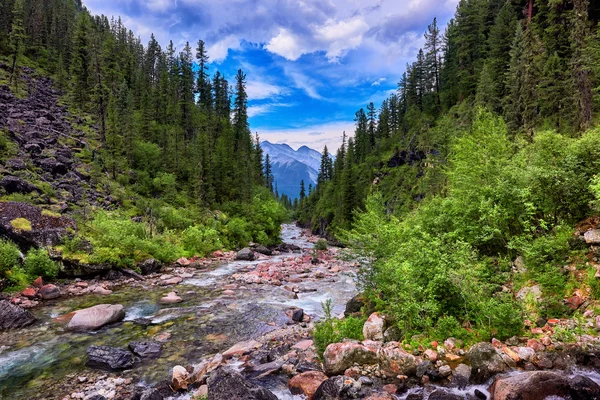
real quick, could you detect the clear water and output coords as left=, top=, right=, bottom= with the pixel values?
left=0, top=225, right=355, bottom=400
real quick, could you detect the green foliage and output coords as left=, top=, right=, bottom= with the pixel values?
left=24, top=248, right=59, bottom=279
left=181, top=226, right=222, bottom=257
left=314, top=239, right=328, bottom=251
left=0, top=239, right=21, bottom=276
left=313, top=299, right=366, bottom=356
left=10, top=217, right=31, bottom=231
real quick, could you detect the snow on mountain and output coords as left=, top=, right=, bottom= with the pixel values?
left=261, top=141, right=325, bottom=199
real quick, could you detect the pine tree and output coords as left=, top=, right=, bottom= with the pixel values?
left=196, top=39, right=212, bottom=111
left=8, top=0, right=27, bottom=87
left=299, top=180, right=306, bottom=200
left=424, top=17, right=442, bottom=109
left=571, top=0, right=593, bottom=131
left=71, top=11, right=92, bottom=109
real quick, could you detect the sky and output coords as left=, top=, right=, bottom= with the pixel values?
left=85, top=0, right=459, bottom=152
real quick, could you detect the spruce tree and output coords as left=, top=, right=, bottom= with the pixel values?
left=8, top=0, right=26, bottom=87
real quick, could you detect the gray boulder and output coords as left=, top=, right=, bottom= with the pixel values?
left=207, top=367, right=277, bottom=400
left=0, top=300, right=37, bottom=330
left=236, top=248, right=256, bottom=261
left=86, top=345, right=135, bottom=370
left=129, top=341, right=162, bottom=358
left=467, top=342, right=508, bottom=383
left=0, top=176, right=39, bottom=194
left=66, top=304, right=125, bottom=331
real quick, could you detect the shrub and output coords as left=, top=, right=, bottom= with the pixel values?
left=314, top=299, right=366, bottom=355
left=0, top=239, right=21, bottom=276
left=181, top=226, right=222, bottom=256
left=314, top=239, right=328, bottom=251
left=24, top=248, right=60, bottom=279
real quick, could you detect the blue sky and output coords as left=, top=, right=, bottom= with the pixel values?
left=85, top=0, right=459, bottom=151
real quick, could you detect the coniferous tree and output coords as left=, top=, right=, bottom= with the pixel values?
left=8, top=0, right=26, bottom=87
left=71, top=11, right=92, bottom=109
left=299, top=180, right=306, bottom=200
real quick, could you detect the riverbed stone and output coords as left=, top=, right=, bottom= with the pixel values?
left=207, top=367, right=278, bottom=400
left=86, top=345, right=135, bottom=370
left=39, top=284, right=61, bottom=300
left=128, top=341, right=162, bottom=358
left=289, top=371, right=328, bottom=399
left=222, top=339, right=262, bottom=358
left=363, top=312, right=385, bottom=341
left=584, top=229, right=600, bottom=244
left=453, top=363, right=471, bottom=389
left=379, top=342, right=417, bottom=377
left=66, top=304, right=125, bottom=331
left=323, top=341, right=380, bottom=375
left=467, top=342, right=508, bottom=383
left=236, top=248, right=256, bottom=261
left=0, top=300, right=37, bottom=330
left=160, top=292, right=183, bottom=304
left=490, top=371, right=569, bottom=400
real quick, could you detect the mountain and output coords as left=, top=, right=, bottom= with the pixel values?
left=261, top=141, right=323, bottom=199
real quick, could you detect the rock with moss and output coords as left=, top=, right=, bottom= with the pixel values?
left=0, top=202, right=75, bottom=249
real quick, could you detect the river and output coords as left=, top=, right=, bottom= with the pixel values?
left=0, top=224, right=357, bottom=399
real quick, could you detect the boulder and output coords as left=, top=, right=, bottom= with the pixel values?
left=313, top=376, right=348, bottom=400
left=344, top=295, right=364, bottom=316
left=0, top=176, right=39, bottom=194
left=39, top=284, right=61, bottom=300
left=66, top=304, right=125, bottom=331
left=0, top=300, right=37, bottom=330
left=453, top=364, right=471, bottom=390
left=236, top=248, right=256, bottom=261
left=254, top=245, right=272, bottom=256
left=207, top=367, right=278, bottom=400
left=569, top=375, right=600, bottom=399
left=171, top=365, right=190, bottom=390
left=323, top=341, right=379, bottom=375
left=289, top=371, right=328, bottom=399
left=489, top=371, right=573, bottom=400
left=129, top=341, right=162, bottom=358
left=378, top=342, right=417, bottom=377
left=138, top=258, right=162, bottom=275
left=584, top=229, right=600, bottom=244
left=0, top=202, right=76, bottom=249
left=291, top=308, right=304, bottom=322
left=363, top=312, right=385, bottom=341
left=86, top=345, right=135, bottom=370
left=160, top=292, right=183, bottom=304
left=467, top=342, right=508, bottom=383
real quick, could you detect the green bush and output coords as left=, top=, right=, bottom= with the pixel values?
left=24, top=248, right=60, bottom=279
left=0, top=239, right=21, bottom=276
left=314, top=239, right=328, bottom=251
left=314, top=300, right=366, bottom=355
left=181, top=225, right=222, bottom=256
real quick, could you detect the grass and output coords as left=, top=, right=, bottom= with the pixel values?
left=11, top=218, right=32, bottom=232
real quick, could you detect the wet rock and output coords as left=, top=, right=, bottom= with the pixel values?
left=379, top=342, right=417, bottom=377
left=569, top=375, right=600, bottom=399
left=86, top=345, right=135, bottom=370
left=0, top=300, right=37, bottom=330
left=291, top=308, right=304, bottom=322
left=467, top=342, right=508, bottom=383
left=344, top=294, right=364, bottom=316
left=171, top=365, right=190, bottom=390
left=474, top=389, right=487, bottom=400
left=160, top=292, right=183, bottom=304
left=323, top=342, right=379, bottom=375
left=313, top=376, right=348, bottom=400
left=364, top=394, right=396, bottom=400
left=289, top=371, right=328, bottom=399
left=207, top=367, right=278, bottom=400
left=66, top=304, right=125, bottom=331
left=453, top=364, right=471, bottom=389
left=22, top=287, right=37, bottom=298
left=236, top=248, right=256, bottom=261
left=363, top=312, right=385, bottom=341
left=139, top=258, right=162, bottom=275
left=383, top=325, right=402, bottom=342
left=0, top=176, right=39, bottom=194
left=254, top=245, right=272, bottom=256
left=0, top=202, right=76, bottom=249
left=428, top=390, right=463, bottom=400
left=223, top=339, right=262, bottom=358
left=438, top=365, right=452, bottom=377
left=491, top=371, right=600, bottom=400
left=137, top=389, right=163, bottom=400
left=39, top=284, right=60, bottom=300
left=129, top=341, right=162, bottom=358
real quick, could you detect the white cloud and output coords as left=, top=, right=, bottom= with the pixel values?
left=371, top=77, right=387, bottom=86
left=265, top=28, right=308, bottom=61
left=285, top=69, right=322, bottom=100
left=315, top=17, right=369, bottom=61
left=248, top=102, right=295, bottom=117
left=246, top=80, right=288, bottom=100
left=207, top=35, right=241, bottom=63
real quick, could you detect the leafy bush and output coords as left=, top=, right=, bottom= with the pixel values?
left=314, top=239, right=328, bottom=251
left=0, top=239, right=21, bottom=276
left=314, top=300, right=366, bottom=355
left=181, top=226, right=222, bottom=256
left=24, top=248, right=60, bottom=279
